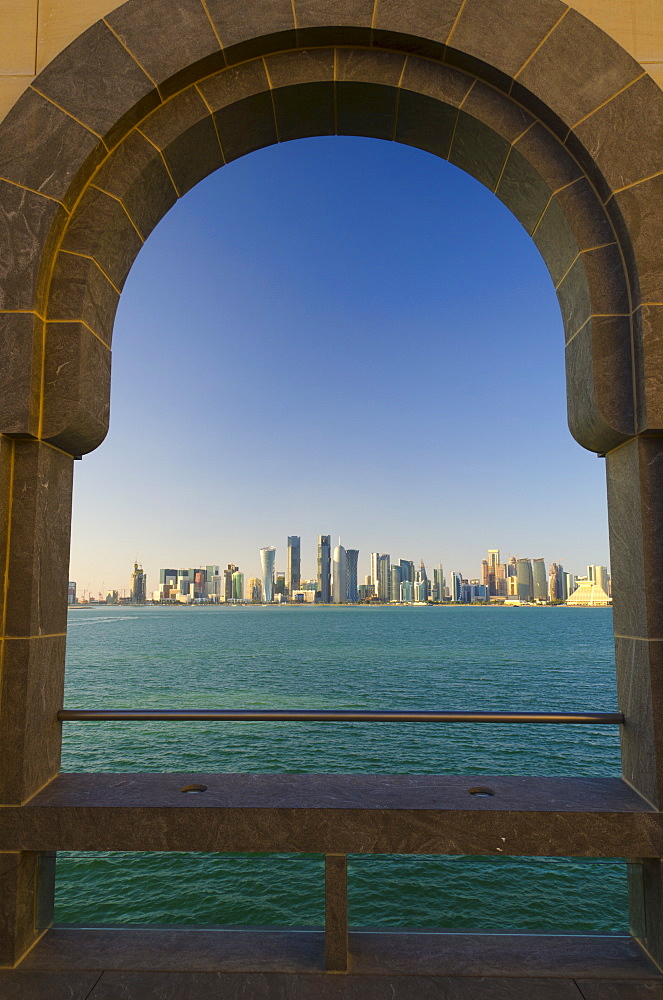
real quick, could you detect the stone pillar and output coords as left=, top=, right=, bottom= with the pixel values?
left=606, top=434, right=663, bottom=967
left=0, top=435, right=73, bottom=965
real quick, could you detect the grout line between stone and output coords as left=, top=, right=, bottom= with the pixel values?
left=58, top=251, right=121, bottom=296
left=513, top=6, right=570, bottom=81
left=262, top=57, right=281, bottom=143
left=102, top=18, right=163, bottom=100
left=199, top=0, right=224, bottom=52
left=530, top=192, right=553, bottom=238
left=0, top=174, right=68, bottom=210
left=135, top=127, right=183, bottom=196
left=29, top=85, right=108, bottom=146
left=570, top=71, right=647, bottom=130
left=194, top=86, right=227, bottom=165
left=446, top=0, right=469, bottom=46
left=609, top=168, right=663, bottom=197
left=83, top=970, right=105, bottom=999
left=48, top=318, right=110, bottom=348
left=88, top=184, right=145, bottom=243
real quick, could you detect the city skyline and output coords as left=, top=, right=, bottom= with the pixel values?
left=68, top=137, right=610, bottom=595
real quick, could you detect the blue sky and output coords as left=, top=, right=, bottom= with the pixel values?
left=69, top=136, right=609, bottom=598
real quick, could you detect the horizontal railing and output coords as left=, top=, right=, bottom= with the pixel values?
left=58, top=709, right=624, bottom=723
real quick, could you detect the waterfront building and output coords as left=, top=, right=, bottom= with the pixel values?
left=588, top=565, right=609, bottom=594
left=508, top=555, right=517, bottom=577
left=433, top=564, right=444, bottom=602
left=223, top=564, right=238, bottom=602
left=450, top=571, right=462, bottom=603
left=390, top=564, right=402, bottom=602
left=131, top=562, right=146, bottom=604
left=346, top=549, right=359, bottom=603
left=370, top=552, right=380, bottom=592
left=275, top=572, right=286, bottom=598
left=317, top=535, right=331, bottom=603
left=414, top=579, right=428, bottom=602
left=232, top=571, right=244, bottom=601
left=516, top=558, right=533, bottom=602
left=495, top=563, right=508, bottom=597
left=400, top=580, right=414, bottom=602
left=567, top=578, right=611, bottom=606
left=532, top=558, right=547, bottom=602
left=67, top=581, right=77, bottom=605
left=177, top=568, right=191, bottom=596
left=481, top=559, right=490, bottom=591
left=260, top=547, right=276, bottom=603
left=549, top=562, right=562, bottom=602
left=563, top=572, right=575, bottom=600
left=287, top=536, right=301, bottom=595
left=332, top=543, right=348, bottom=603
left=106, top=590, right=118, bottom=605
left=247, top=577, right=263, bottom=603
left=377, top=554, right=391, bottom=601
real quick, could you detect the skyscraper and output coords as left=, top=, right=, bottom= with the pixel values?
left=450, top=572, right=462, bottom=603
left=224, top=564, right=238, bottom=602
left=332, top=543, right=348, bottom=603
left=390, top=564, right=402, bottom=602
left=346, top=549, right=359, bottom=603
left=131, top=562, right=146, bottom=604
left=260, top=546, right=276, bottom=603
left=232, top=571, right=244, bottom=600
left=377, top=554, right=391, bottom=601
left=370, top=552, right=380, bottom=591
left=532, top=558, right=547, bottom=602
left=248, top=577, right=263, bottom=603
left=287, top=536, right=301, bottom=595
left=317, top=535, right=331, bottom=603
left=516, top=558, right=534, bottom=601
left=433, top=564, right=444, bottom=602
left=400, top=560, right=414, bottom=584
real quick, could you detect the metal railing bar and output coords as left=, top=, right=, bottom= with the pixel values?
left=57, top=709, right=625, bottom=723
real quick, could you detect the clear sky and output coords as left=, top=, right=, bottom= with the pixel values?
left=69, top=136, right=610, bottom=599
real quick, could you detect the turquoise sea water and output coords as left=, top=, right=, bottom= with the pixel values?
left=57, top=604, right=627, bottom=931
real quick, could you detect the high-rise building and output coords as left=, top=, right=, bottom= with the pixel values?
left=390, top=564, right=402, bottom=602
left=532, top=558, right=547, bottom=602
left=516, top=558, right=533, bottom=601
left=495, top=563, right=508, bottom=597
left=346, top=549, right=359, bottom=603
left=67, top=581, right=77, bottom=604
left=370, top=552, right=380, bottom=590
left=508, top=556, right=517, bottom=577
left=260, top=546, right=276, bottom=603
left=248, top=577, right=263, bottom=603
left=400, top=580, right=414, bottom=602
left=131, top=562, right=146, bottom=604
left=433, top=564, right=444, bottom=602
left=287, top=536, right=301, bottom=595
left=549, top=562, right=563, bottom=602
left=450, top=572, right=462, bottom=602
left=224, top=564, right=238, bottom=602
left=275, top=572, right=286, bottom=598
left=232, top=571, right=244, bottom=600
left=332, top=543, right=347, bottom=603
left=377, top=554, right=391, bottom=601
left=317, top=535, right=331, bottom=603
left=399, top=559, right=414, bottom=584
left=589, top=565, right=609, bottom=594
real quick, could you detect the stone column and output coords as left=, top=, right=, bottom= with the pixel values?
left=606, top=434, right=663, bottom=967
left=0, top=435, right=73, bottom=965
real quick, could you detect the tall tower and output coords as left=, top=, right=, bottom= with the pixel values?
left=433, top=564, right=444, bottom=602
left=377, top=554, right=391, bottom=601
left=345, top=549, right=359, bottom=603
left=260, top=546, right=276, bottom=603
left=287, top=536, right=301, bottom=595
left=317, top=535, right=331, bottom=603
left=532, top=558, right=547, bottom=601
left=516, top=558, right=534, bottom=601
left=370, top=552, right=380, bottom=590
left=131, top=562, right=146, bottom=604
left=332, top=543, right=347, bottom=603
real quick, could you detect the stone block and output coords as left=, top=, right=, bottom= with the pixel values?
left=565, top=317, right=634, bottom=454
left=636, top=305, right=663, bottom=432
left=48, top=252, right=119, bottom=346
left=516, top=8, right=644, bottom=130
left=106, top=0, right=223, bottom=98
left=325, top=854, right=347, bottom=972
left=0, top=971, right=101, bottom=998
left=0, top=87, right=103, bottom=209
left=577, top=979, right=663, bottom=999
left=495, top=147, right=551, bottom=234
left=0, top=181, right=67, bottom=312
left=400, top=57, right=474, bottom=108
left=614, top=636, right=663, bottom=808
left=265, top=49, right=334, bottom=89
left=198, top=61, right=270, bottom=111
left=164, top=116, right=225, bottom=194
left=395, top=90, right=457, bottom=159
left=553, top=177, right=615, bottom=252
left=556, top=243, right=629, bottom=342
left=335, top=82, right=398, bottom=140
left=61, top=187, right=143, bottom=291
left=449, top=0, right=564, bottom=79
left=372, top=0, right=463, bottom=62
left=449, top=112, right=509, bottom=191
left=461, top=82, right=535, bottom=144
left=3, top=441, right=73, bottom=640
left=514, top=120, right=583, bottom=192
left=204, top=0, right=296, bottom=64
left=214, top=93, right=277, bottom=162
left=0, top=853, right=40, bottom=967
left=0, top=635, right=67, bottom=803
left=41, top=321, right=111, bottom=456
left=572, top=74, right=663, bottom=195
left=93, top=128, right=178, bottom=241
left=336, top=48, right=406, bottom=88
left=33, top=20, right=159, bottom=148
left=0, top=313, right=41, bottom=437
left=611, top=173, right=663, bottom=309
left=296, top=0, right=374, bottom=47
left=273, top=83, right=335, bottom=142
left=532, top=195, right=579, bottom=288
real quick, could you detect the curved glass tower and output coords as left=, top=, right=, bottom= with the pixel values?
left=332, top=544, right=347, bottom=603
left=260, top=546, right=276, bottom=603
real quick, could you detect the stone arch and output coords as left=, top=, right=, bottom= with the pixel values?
left=1, top=0, right=663, bottom=970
